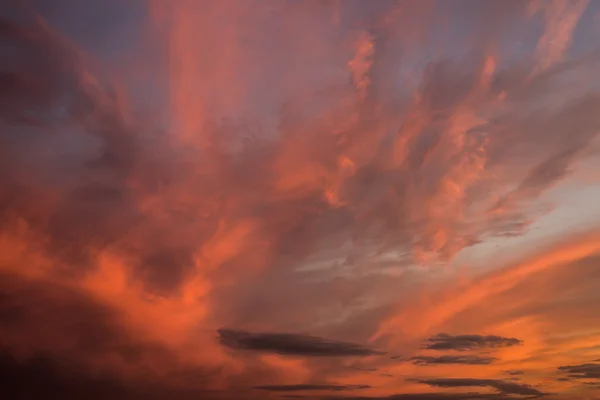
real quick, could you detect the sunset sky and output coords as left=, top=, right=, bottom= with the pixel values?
left=2, top=1, right=600, bottom=399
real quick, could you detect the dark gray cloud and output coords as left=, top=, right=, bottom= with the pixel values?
left=411, top=355, right=497, bottom=365
left=255, top=384, right=371, bottom=392
left=322, top=393, right=516, bottom=400
left=424, top=333, right=523, bottom=351
left=418, top=378, right=544, bottom=397
left=558, top=363, right=600, bottom=380
left=218, top=329, right=384, bottom=357
left=506, top=371, right=525, bottom=376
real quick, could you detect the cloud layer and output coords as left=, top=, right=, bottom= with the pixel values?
left=2, top=0, right=600, bottom=399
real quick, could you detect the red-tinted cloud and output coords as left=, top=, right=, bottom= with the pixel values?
left=2, top=1, right=600, bottom=399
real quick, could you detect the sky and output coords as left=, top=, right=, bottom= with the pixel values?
left=1, top=0, right=600, bottom=399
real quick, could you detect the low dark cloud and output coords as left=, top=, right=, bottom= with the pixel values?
left=558, top=363, right=600, bottom=380
left=0, top=349, right=129, bottom=400
left=0, top=348, right=225, bottom=400
left=0, top=272, right=130, bottom=358
left=349, top=366, right=379, bottom=372
left=424, top=333, right=523, bottom=351
left=411, top=355, right=497, bottom=365
left=506, top=371, right=525, bottom=376
left=418, top=378, right=544, bottom=397
left=255, top=384, right=371, bottom=392
left=218, top=329, right=384, bottom=357
left=0, top=272, right=218, bottom=399
left=322, top=393, right=517, bottom=400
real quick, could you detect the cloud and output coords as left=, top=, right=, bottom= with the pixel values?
left=558, top=363, right=600, bottom=380
left=423, top=333, right=523, bottom=351
left=373, top=234, right=600, bottom=343
left=531, top=0, right=590, bottom=74
left=0, top=7, right=208, bottom=297
left=0, top=272, right=132, bottom=359
left=2, top=1, right=600, bottom=399
left=0, top=272, right=221, bottom=399
left=418, top=378, right=544, bottom=397
left=254, top=384, right=371, bottom=392
left=0, top=350, right=129, bottom=400
left=0, top=348, right=226, bottom=400
left=410, top=355, right=497, bottom=365
left=322, top=393, right=515, bottom=400
left=218, top=329, right=384, bottom=357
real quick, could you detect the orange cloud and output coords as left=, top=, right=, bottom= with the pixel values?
left=1, top=1, right=600, bottom=399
